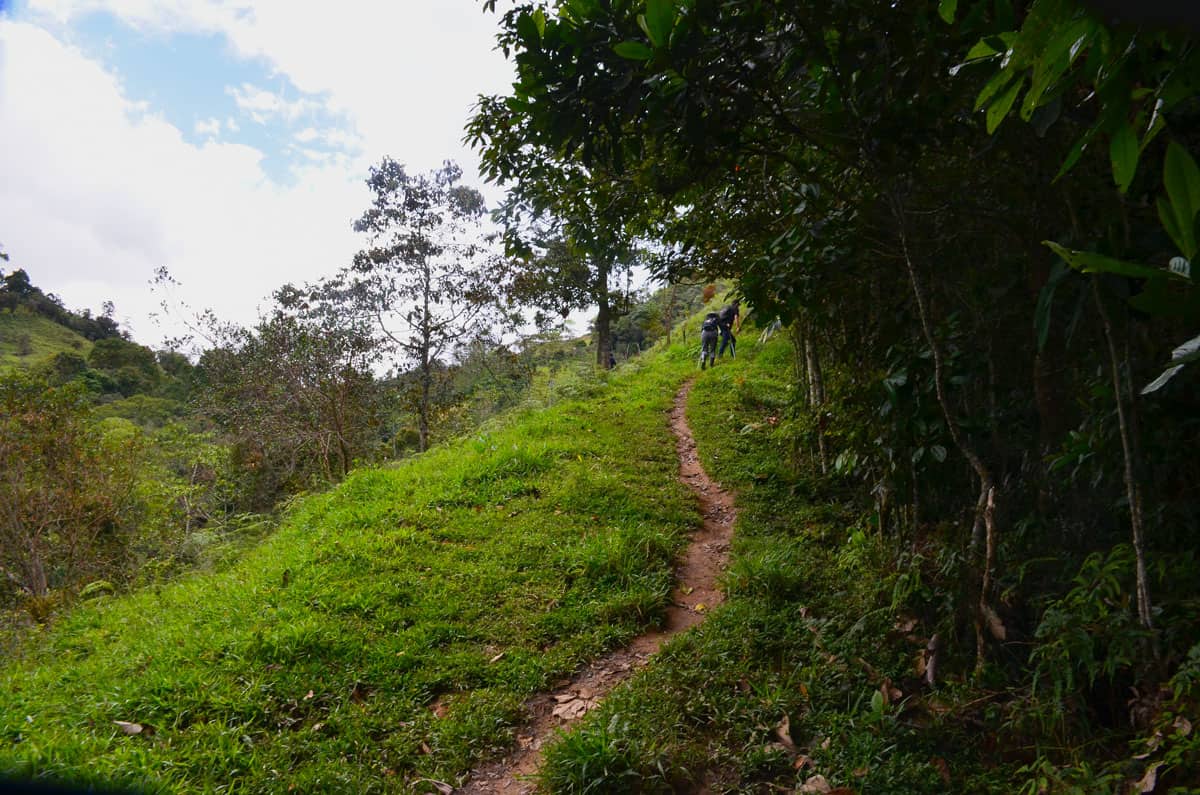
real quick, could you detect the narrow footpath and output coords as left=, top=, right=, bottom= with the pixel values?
left=457, top=379, right=736, bottom=794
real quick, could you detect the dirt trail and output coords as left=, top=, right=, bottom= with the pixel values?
left=457, top=379, right=736, bottom=794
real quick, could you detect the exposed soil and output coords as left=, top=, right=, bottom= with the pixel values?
left=456, top=378, right=736, bottom=794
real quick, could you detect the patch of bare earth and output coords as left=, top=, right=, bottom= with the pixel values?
left=457, top=378, right=735, bottom=794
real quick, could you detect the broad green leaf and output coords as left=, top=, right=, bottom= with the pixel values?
left=1128, top=276, right=1200, bottom=318
left=1164, top=141, right=1200, bottom=259
left=613, top=40, right=654, bottom=60
left=1109, top=121, right=1138, bottom=194
left=533, top=8, right=546, bottom=37
left=939, top=0, right=957, bottom=24
left=966, top=39, right=1001, bottom=60
left=931, top=445, right=948, bottom=463
left=1043, top=241, right=1166, bottom=280
left=1142, top=98, right=1166, bottom=153
left=986, top=75, right=1024, bottom=133
left=974, top=68, right=1016, bottom=112
left=1158, top=196, right=1186, bottom=257
left=645, top=0, right=676, bottom=48
left=1022, top=20, right=1093, bottom=121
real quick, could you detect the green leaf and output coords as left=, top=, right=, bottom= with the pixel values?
left=1043, top=241, right=1166, bottom=280
left=1021, top=19, right=1093, bottom=121
left=1128, top=276, right=1200, bottom=318
left=966, top=39, right=1002, bottom=59
left=938, top=0, right=957, bottom=24
left=533, top=8, right=546, bottom=37
left=613, top=40, right=654, bottom=60
left=1164, top=140, right=1200, bottom=259
left=974, top=69, right=1016, bottom=112
left=931, top=445, right=948, bottom=463
left=987, top=75, right=1024, bottom=133
left=516, top=12, right=541, bottom=48
left=1158, top=196, right=1186, bottom=257
left=1109, top=121, right=1138, bottom=194
left=644, top=0, right=676, bottom=48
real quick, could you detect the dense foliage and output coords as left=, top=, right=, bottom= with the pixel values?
left=472, top=0, right=1200, bottom=785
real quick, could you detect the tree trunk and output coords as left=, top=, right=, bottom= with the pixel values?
left=595, top=260, right=612, bottom=369
left=805, top=321, right=828, bottom=474
left=1092, top=278, right=1153, bottom=630
left=888, top=190, right=998, bottom=674
left=419, top=270, right=432, bottom=453
left=665, top=283, right=677, bottom=345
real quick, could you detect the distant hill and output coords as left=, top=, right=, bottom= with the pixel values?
left=0, top=307, right=93, bottom=369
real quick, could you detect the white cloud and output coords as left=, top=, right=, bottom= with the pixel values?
left=227, top=81, right=321, bottom=125
left=4, top=1, right=520, bottom=347
left=0, top=19, right=367, bottom=344
left=194, top=116, right=221, bottom=136
left=25, top=0, right=516, bottom=178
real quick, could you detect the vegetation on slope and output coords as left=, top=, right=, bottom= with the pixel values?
left=539, top=322, right=1200, bottom=794
left=0, top=337, right=701, bottom=793
left=0, top=309, right=92, bottom=369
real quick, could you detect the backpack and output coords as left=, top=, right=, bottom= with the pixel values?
left=701, top=313, right=720, bottom=333
left=718, top=304, right=738, bottom=324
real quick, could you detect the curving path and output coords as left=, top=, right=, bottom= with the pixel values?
left=457, top=379, right=736, bottom=794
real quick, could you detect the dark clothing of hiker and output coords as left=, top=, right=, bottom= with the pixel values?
left=699, top=312, right=720, bottom=369
left=717, top=302, right=740, bottom=358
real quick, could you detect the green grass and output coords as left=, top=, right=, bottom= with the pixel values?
left=536, top=325, right=999, bottom=793
left=0, top=341, right=702, bottom=793
left=0, top=309, right=92, bottom=368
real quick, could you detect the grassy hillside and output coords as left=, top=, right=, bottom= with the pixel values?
left=0, top=309, right=92, bottom=368
left=0, top=333, right=705, bottom=792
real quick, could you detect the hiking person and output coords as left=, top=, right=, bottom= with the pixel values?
left=717, top=300, right=740, bottom=358
left=699, top=312, right=720, bottom=369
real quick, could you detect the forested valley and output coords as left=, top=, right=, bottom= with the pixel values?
left=2, top=0, right=1200, bottom=792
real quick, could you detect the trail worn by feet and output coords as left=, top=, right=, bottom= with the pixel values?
left=457, top=379, right=735, bottom=794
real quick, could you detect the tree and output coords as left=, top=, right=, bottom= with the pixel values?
left=328, top=158, right=501, bottom=451
left=0, top=373, right=138, bottom=597
left=198, top=301, right=382, bottom=507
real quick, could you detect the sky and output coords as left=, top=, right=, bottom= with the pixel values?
left=0, top=0, right=521, bottom=349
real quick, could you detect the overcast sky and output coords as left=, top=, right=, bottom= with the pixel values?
left=0, top=0, right=522, bottom=348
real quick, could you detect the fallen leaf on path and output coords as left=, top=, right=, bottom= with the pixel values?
left=489, top=651, right=505, bottom=663
left=798, top=774, right=831, bottom=793
left=113, top=720, right=154, bottom=736
left=773, top=715, right=797, bottom=754
left=551, top=698, right=591, bottom=721
left=303, top=690, right=314, bottom=700
left=1137, top=762, right=1163, bottom=792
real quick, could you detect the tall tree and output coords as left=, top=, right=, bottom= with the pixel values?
left=331, top=158, right=500, bottom=451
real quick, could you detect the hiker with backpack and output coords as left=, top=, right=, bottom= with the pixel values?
left=717, top=300, right=740, bottom=358
left=699, top=312, right=720, bottom=370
